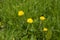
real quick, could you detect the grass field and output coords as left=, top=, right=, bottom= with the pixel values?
left=0, top=0, right=60, bottom=40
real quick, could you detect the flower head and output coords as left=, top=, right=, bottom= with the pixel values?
left=43, top=27, right=48, bottom=32
left=18, top=10, right=24, bottom=16
left=27, top=18, right=33, bottom=23
left=40, top=16, right=46, bottom=21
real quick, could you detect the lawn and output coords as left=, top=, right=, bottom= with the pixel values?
left=0, top=0, right=60, bottom=40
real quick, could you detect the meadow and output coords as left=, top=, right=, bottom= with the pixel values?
left=0, top=0, right=60, bottom=40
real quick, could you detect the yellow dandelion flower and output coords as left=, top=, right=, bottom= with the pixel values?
left=43, top=28, right=48, bottom=32
left=27, top=18, right=33, bottom=23
left=18, top=10, right=24, bottom=16
left=40, top=16, right=46, bottom=20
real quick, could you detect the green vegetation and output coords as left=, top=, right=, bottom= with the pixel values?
left=0, top=0, right=60, bottom=40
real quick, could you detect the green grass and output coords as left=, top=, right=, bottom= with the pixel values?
left=0, top=0, right=60, bottom=40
